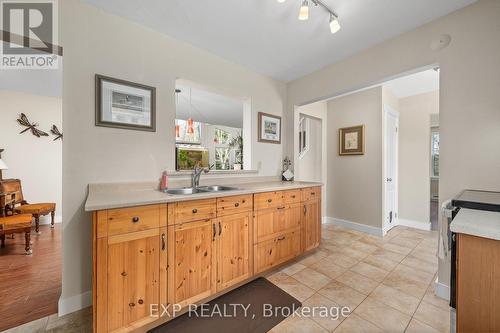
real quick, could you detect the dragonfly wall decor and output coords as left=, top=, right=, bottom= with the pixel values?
left=17, top=113, right=49, bottom=138
left=50, top=125, right=63, bottom=141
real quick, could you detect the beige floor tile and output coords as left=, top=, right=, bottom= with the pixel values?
left=293, top=268, right=332, bottom=291
left=333, top=313, right=384, bottom=333
left=408, top=250, right=437, bottom=265
left=338, top=247, right=370, bottom=260
left=359, top=234, right=387, bottom=247
left=349, top=241, right=379, bottom=254
left=369, top=284, right=420, bottom=316
left=354, top=298, right=411, bottom=333
left=327, top=237, right=356, bottom=246
left=281, top=261, right=307, bottom=275
left=270, top=274, right=316, bottom=302
left=382, top=272, right=428, bottom=299
left=405, top=319, right=442, bottom=333
left=271, top=315, right=328, bottom=333
left=297, top=250, right=329, bottom=266
left=324, top=253, right=360, bottom=269
left=302, top=293, right=349, bottom=332
left=350, top=262, right=389, bottom=283
left=388, top=235, right=422, bottom=249
left=371, top=248, right=406, bottom=263
left=335, top=271, right=379, bottom=295
left=422, top=288, right=450, bottom=311
left=2, top=317, right=48, bottom=333
left=322, top=230, right=336, bottom=240
left=267, top=271, right=291, bottom=284
left=382, top=243, right=413, bottom=256
left=413, top=301, right=450, bottom=333
left=391, top=264, right=435, bottom=285
left=310, top=257, right=348, bottom=279
left=317, top=280, right=367, bottom=310
left=362, top=253, right=400, bottom=271
left=400, top=256, right=438, bottom=275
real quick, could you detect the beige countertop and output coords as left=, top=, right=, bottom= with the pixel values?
left=85, top=180, right=322, bottom=211
left=450, top=208, right=500, bottom=241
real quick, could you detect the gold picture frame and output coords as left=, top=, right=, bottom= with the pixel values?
left=339, top=125, right=365, bottom=155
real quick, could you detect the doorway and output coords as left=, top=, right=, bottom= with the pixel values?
left=384, top=106, right=399, bottom=233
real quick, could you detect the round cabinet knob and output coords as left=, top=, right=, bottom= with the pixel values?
left=138, top=299, right=144, bottom=305
left=234, top=203, right=240, bottom=207
left=192, top=208, right=198, bottom=214
left=129, top=302, right=135, bottom=307
left=121, top=271, right=127, bottom=277
left=267, top=199, right=272, bottom=203
left=132, top=217, right=140, bottom=223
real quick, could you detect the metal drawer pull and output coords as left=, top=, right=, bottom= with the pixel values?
left=277, top=206, right=286, bottom=210
left=277, top=236, right=286, bottom=241
left=161, top=233, right=166, bottom=251
left=192, top=208, right=198, bottom=214
left=212, top=223, right=216, bottom=241
left=132, top=216, right=140, bottom=223
left=234, top=202, right=240, bottom=207
left=218, top=222, right=222, bottom=236
left=303, top=206, right=307, bottom=214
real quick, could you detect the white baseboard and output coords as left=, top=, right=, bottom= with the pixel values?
left=325, top=217, right=384, bottom=237
left=58, top=291, right=92, bottom=317
left=434, top=276, right=450, bottom=301
left=397, top=218, right=431, bottom=231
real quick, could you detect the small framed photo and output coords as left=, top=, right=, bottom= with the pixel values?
left=258, top=112, right=281, bottom=144
left=339, top=125, right=365, bottom=155
left=95, top=74, right=156, bottom=132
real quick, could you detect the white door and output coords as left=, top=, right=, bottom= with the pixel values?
left=384, top=107, right=399, bottom=232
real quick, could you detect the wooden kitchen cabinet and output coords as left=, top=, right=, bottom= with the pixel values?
left=92, top=187, right=321, bottom=332
left=456, top=233, right=500, bottom=332
left=168, top=219, right=217, bottom=308
left=216, top=212, right=253, bottom=290
left=303, top=195, right=321, bottom=252
left=106, top=229, right=162, bottom=332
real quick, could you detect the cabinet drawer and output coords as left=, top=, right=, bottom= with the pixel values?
left=107, top=204, right=162, bottom=236
left=169, top=199, right=216, bottom=224
left=254, top=230, right=302, bottom=274
left=283, top=190, right=301, bottom=204
left=254, top=203, right=301, bottom=243
left=302, top=187, right=321, bottom=202
left=217, top=194, right=253, bottom=216
left=254, top=191, right=283, bottom=210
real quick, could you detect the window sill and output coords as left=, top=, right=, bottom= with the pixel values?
left=168, top=169, right=259, bottom=177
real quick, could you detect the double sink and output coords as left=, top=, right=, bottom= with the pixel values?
left=165, top=185, right=240, bottom=195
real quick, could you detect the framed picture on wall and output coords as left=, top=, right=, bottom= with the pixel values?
left=339, top=125, right=365, bottom=155
left=258, top=112, right=281, bottom=144
left=95, top=74, right=156, bottom=132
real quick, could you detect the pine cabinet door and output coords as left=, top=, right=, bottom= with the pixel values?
left=303, top=200, right=321, bottom=252
left=107, top=229, right=161, bottom=332
left=217, top=212, right=252, bottom=290
left=171, top=219, right=216, bottom=307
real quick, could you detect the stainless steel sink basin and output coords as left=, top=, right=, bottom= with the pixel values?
left=165, top=185, right=239, bottom=195
left=197, top=185, right=240, bottom=192
left=165, top=187, right=204, bottom=195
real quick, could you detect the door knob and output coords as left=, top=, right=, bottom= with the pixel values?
left=386, top=178, right=392, bottom=182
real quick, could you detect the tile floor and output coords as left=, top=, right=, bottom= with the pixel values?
left=3, top=224, right=449, bottom=333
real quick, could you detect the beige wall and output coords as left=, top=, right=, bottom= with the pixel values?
left=60, top=0, right=286, bottom=312
left=287, top=0, right=500, bottom=288
left=398, top=91, right=439, bottom=224
left=327, top=87, right=383, bottom=228
left=0, top=91, right=62, bottom=224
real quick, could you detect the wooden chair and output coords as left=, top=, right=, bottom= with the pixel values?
left=0, top=214, right=32, bottom=255
left=0, top=179, right=56, bottom=234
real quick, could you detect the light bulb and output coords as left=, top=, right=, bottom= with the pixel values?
left=298, top=0, right=309, bottom=20
left=329, top=14, right=341, bottom=34
left=277, top=0, right=286, bottom=3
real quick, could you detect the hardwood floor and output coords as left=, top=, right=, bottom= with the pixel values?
left=0, top=224, right=61, bottom=332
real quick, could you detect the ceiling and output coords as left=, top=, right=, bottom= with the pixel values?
left=82, top=0, right=476, bottom=82
left=176, top=83, right=244, bottom=128
left=384, top=69, right=439, bottom=99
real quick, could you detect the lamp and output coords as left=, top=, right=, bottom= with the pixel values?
left=329, top=13, right=341, bottom=34
left=298, top=0, right=309, bottom=20
left=0, top=149, right=7, bottom=180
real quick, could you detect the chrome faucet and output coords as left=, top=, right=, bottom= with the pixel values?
left=191, top=165, right=213, bottom=188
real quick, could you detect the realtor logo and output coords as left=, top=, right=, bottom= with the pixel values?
left=1, top=0, right=58, bottom=69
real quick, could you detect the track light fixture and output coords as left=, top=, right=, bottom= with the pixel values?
left=278, top=0, right=341, bottom=35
